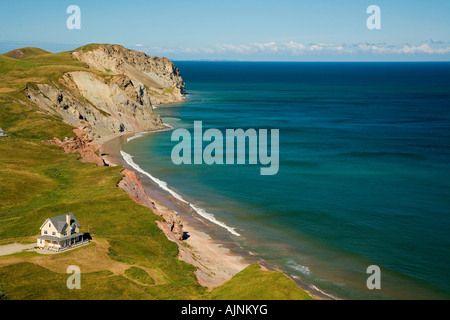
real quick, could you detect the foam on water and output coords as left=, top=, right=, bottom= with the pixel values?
left=120, top=150, right=241, bottom=236
left=127, top=133, right=144, bottom=143
left=287, top=260, right=312, bottom=276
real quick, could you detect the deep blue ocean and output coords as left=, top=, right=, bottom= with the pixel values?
left=123, top=62, right=450, bottom=299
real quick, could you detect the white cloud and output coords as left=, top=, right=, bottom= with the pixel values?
left=252, top=42, right=279, bottom=52
left=359, top=43, right=450, bottom=55
left=285, top=41, right=306, bottom=54
left=145, top=41, right=450, bottom=57
left=400, top=44, right=450, bottom=54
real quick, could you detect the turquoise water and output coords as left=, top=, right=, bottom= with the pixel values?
left=123, top=62, right=450, bottom=299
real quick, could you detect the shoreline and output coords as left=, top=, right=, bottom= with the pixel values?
left=99, top=128, right=334, bottom=299
left=100, top=130, right=254, bottom=288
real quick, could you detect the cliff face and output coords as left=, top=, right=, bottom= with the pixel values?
left=118, top=169, right=184, bottom=240
left=25, top=44, right=185, bottom=142
left=118, top=169, right=158, bottom=212
left=72, top=44, right=186, bottom=105
left=45, top=129, right=105, bottom=166
left=26, top=71, right=163, bottom=141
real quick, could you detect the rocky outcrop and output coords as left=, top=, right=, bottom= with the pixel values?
left=45, top=129, right=105, bottom=166
left=25, top=71, right=164, bottom=142
left=25, top=44, right=186, bottom=143
left=118, top=170, right=184, bottom=240
left=72, top=44, right=185, bottom=106
left=158, top=209, right=184, bottom=241
left=6, top=49, right=25, bottom=58
left=118, top=169, right=157, bottom=211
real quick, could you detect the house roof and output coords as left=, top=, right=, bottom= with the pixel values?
left=40, top=213, right=81, bottom=233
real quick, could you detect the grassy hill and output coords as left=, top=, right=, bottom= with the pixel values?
left=2, top=47, right=52, bottom=59
left=210, top=263, right=313, bottom=300
left=0, top=45, right=312, bottom=300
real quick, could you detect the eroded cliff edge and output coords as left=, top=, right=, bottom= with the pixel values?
left=72, top=44, right=186, bottom=105
left=25, top=44, right=185, bottom=143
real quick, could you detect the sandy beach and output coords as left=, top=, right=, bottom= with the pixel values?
left=99, top=131, right=254, bottom=288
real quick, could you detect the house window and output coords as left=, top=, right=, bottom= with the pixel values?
left=40, top=240, right=42, bottom=244
left=52, top=231, right=56, bottom=236
left=44, top=230, right=48, bottom=235
left=49, top=223, right=51, bottom=227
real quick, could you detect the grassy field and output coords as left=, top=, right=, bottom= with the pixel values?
left=0, top=46, right=312, bottom=300
left=210, top=263, right=313, bottom=300
left=125, top=266, right=156, bottom=286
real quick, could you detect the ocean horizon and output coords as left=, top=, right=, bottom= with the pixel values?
left=122, top=61, right=450, bottom=299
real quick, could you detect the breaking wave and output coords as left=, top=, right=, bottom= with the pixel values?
left=120, top=150, right=241, bottom=236
left=287, top=260, right=312, bottom=275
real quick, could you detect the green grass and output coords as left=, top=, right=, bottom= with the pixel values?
left=0, top=49, right=87, bottom=141
left=1, top=251, right=41, bottom=258
left=0, top=53, right=86, bottom=90
left=0, top=137, right=206, bottom=299
left=0, top=262, right=154, bottom=300
left=0, top=98, right=75, bottom=140
left=0, top=238, right=35, bottom=246
left=2, top=47, right=52, bottom=59
left=75, top=44, right=101, bottom=53
left=209, top=263, right=313, bottom=300
left=0, top=47, right=113, bottom=141
left=125, top=267, right=155, bottom=285
left=0, top=280, right=8, bottom=300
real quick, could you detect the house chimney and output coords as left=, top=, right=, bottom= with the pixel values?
left=66, top=214, right=71, bottom=236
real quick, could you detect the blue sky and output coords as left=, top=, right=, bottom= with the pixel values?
left=1, top=0, right=450, bottom=61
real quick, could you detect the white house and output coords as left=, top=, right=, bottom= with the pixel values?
left=37, top=213, right=87, bottom=251
left=0, top=128, right=7, bottom=138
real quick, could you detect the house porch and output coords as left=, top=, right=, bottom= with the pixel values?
left=38, top=233, right=88, bottom=252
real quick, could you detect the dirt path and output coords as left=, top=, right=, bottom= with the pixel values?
left=0, top=243, right=35, bottom=257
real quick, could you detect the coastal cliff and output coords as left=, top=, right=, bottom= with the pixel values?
left=118, top=169, right=184, bottom=241
left=44, top=128, right=105, bottom=166
left=24, top=44, right=185, bottom=142
left=72, top=44, right=186, bottom=105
